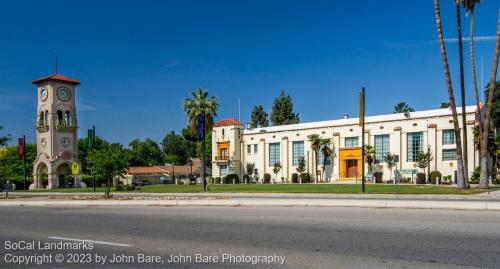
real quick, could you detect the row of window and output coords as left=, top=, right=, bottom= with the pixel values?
left=248, top=130, right=458, bottom=166
left=38, top=110, right=73, bottom=126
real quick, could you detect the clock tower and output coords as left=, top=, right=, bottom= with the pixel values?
left=32, top=74, right=80, bottom=189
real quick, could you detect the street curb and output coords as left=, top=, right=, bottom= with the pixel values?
left=1, top=199, right=500, bottom=210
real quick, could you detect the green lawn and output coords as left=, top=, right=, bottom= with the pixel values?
left=19, top=183, right=493, bottom=195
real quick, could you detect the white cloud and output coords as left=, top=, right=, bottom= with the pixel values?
left=430, top=35, right=497, bottom=44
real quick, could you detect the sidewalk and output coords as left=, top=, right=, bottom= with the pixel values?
left=2, top=190, right=500, bottom=210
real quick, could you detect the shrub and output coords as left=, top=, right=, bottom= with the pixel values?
left=135, top=186, right=141, bottom=191
left=399, top=177, right=411, bottom=183
left=291, top=173, right=299, bottom=183
left=373, top=172, right=383, bottom=183
left=442, top=175, right=452, bottom=185
left=430, top=171, right=442, bottom=184
left=264, top=173, right=271, bottom=184
left=469, top=167, right=480, bottom=184
left=115, top=185, right=123, bottom=191
left=224, top=174, right=239, bottom=184
left=300, top=173, right=311, bottom=183
left=416, top=173, right=426, bottom=184
left=125, top=185, right=135, bottom=191
left=243, top=175, right=250, bottom=183
left=215, top=177, right=221, bottom=184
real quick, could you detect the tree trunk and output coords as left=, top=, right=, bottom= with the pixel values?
left=456, top=3, right=469, bottom=186
left=201, top=135, right=207, bottom=192
left=470, top=10, right=486, bottom=187
left=434, top=0, right=467, bottom=189
left=480, top=10, right=500, bottom=188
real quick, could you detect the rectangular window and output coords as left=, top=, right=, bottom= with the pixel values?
left=345, top=137, right=359, bottom=148
left=254, top=144, right=258, bottom=154
left=269, top=143, right=280, bottom=166
left=220, top=165, right=228, bottom=177
left=442, top=129, right=455, bottom=145
left=292, top=141, right=304, bottom=166
left=442, top=149, right=457, bottom=161
left=318, top=148, right=331, bottom=165
left=374, top=135, right=390, bottom=163
left=407, top=132, right=423, bottom=162
left=247, top=145, right=251, bottom=154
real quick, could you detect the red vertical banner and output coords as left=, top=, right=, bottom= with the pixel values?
left=18, top=138, right=24, bottom=159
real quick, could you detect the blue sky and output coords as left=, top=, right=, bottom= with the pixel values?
left=0, top=0, right=498, bottom=145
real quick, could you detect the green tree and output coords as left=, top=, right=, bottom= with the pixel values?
left=0, top=126, right=10, bottom=146
left=440, top=102, right=450, bottom=108
left=383, top=153, right=397, bottom=182
left=161, top=131, right=188, bottom=165
left=0, top=144, right=36, bottom=184
left=272, top=162, right=282, bottom=183
left=479, top=8, right=500, bottom=187
left=434, top=0, right=468, bottom=189
left=78, top=136, right=110, bottom=175
left=307, top=134, right=322, bottom=183
left=270, top=90, right=300, bottom=126
left=320, top=139, right=334, bottom=182
left=416, top=148, right=433, bottom=183
left=87, top=143, right=129, bottom=198
left=128, top=139, right=163, bottom=167
left=364, top=145, right=376, bottom=172
left=250, top=105, right=269, bottom=128
left=393, top=102, right=415, bottom=113
left=246, top=163, right=255, bottom=176
left=296, top=157, right=306, bottom=174
left=183, top=89, right=219, bottom=192
left=181, top=127, right=198, bottom=159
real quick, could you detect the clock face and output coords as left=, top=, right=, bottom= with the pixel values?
left=57, top=87, right=71, bottom=101
left=40, top=88, right=48, bottom=101
left=61, top=137, right=70, bottom=147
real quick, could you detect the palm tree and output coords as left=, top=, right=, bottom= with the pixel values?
left=455, top=0, right=469, bottom=183
left=383, top=153, right=397, bottom=183
left=480, top=11, right=500, bottom=188
left=434, top=0, right=467, bottom=188
left=0, top=126, right=10, bottom=146
left=320, top=139, right=334, bottom=182
left=307, top=134, right=322, bottom=183
left=364, top=145, right=375, bottom=172
left=183, top=89, right=219, bottom=192
left=440, top=102, right=450, bottom=108
left=393, top=102, right=415, bottom=113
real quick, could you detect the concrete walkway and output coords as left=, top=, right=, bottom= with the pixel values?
left=2, top=190, right=500, bottom=210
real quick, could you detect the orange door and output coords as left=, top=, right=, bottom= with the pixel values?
left=346, top=160, right=358, bottom=178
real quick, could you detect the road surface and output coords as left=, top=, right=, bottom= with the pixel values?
left=0, top=206, right=498, bottom=268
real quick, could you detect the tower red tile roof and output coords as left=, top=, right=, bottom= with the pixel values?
left=32, top=74, right=81, bottom=85
left=214, top=118, right=243, bottom=127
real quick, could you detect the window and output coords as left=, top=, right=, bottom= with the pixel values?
left=222, top=129, right=225, bottom=137
left=407, top=132, right=423, bottom=162
left=57, top=110, right=63, bottom=125
left=292, top=141, right=304, bottom=166
left=269, top=143, right=280, bottom=166
left=39, top=112, right=44, bottom=126
left=345, top=137, right=359, bottom=147
left=254, top=144, right=258, bottom=154
left=442, top=129, right=455, bottom=145
left=442, top=149, right=457, bottom=161
left=220, top=165, right=228, bottom=177
left=318, top=148, right=331, bottom=165
left=247, top=145, right=251, bottom=154
left=64, top=111, right=71, bottom=126
left=44, top=110, right=49, bottom=125
left=374, top=135, right=390, bottom=163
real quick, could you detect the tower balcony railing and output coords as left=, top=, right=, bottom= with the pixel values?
left=214, top=156, right=229, bottom=162
left=56, top=119, right=78, bottom=131
left=36, top=120, right=49, bottom=132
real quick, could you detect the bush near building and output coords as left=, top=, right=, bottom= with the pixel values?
left=224, top=174, right=239, bottom=184
left=373, top=172, right=383, bottom=183
left=416, top=173, right=426, bottom=184
left=264, top=173, right=271, bottom=184
left=291, top=173, right=299, bottom=183
left=299, top=173, right=311, bottom=183
left=430, top=171, right=442, bottom=184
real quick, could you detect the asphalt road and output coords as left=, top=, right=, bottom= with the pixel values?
left=0, top=206, right=498, bottom=269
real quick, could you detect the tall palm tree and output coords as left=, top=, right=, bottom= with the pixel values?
left=364, top=145, right=376, bottom=172
left=308, top=134, right=322, bottom=183
left=463, top=0, right=482, bottom=155
left=183, top=89, right=219, bottom=192
left=434, top=0, right=467, bottom=188
left=480, top=11, right=500, bottom=188
left=455, top=0, right=469, bottom=184
left=393, top=102, right=415, bottom=114
left=320, top=139, right=333, bottom=182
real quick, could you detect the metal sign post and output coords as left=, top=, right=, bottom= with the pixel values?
left=72, top=162, right=80, bottom=191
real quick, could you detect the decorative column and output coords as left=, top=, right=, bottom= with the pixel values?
left=282, top=136, right=289, bottom=182
left=333, top=132, right=341, bottom=183
left=427, top=123, right=437, bottom=172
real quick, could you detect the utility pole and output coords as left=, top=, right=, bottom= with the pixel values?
left=23, top=135, right=26, bottom=191
left=360, top=87, right=366, bottom=193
